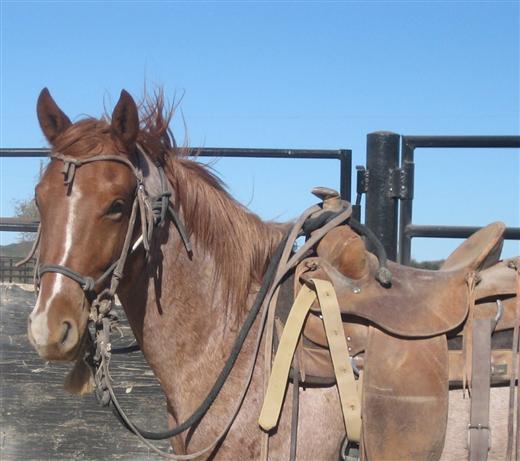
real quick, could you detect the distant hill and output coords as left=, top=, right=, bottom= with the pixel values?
left=0, top=241, right=34, bottom=258
left=409, top=259, right=444, bottom=270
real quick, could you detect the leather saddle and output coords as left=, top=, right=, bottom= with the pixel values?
left=274, top=220, right=519, bottom=460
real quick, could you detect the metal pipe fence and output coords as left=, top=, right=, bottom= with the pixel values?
left=4, top=135, right=519, bottom=270
left=0, top=256, right=35, bottom=284
left=399, top=135, right=520, bottom=264
left=0, top=147, right=352, bottom=233
left=364, top=132, right=520, bottom=265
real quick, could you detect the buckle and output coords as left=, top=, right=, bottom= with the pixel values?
left=467, top=423, right=491, bottom=451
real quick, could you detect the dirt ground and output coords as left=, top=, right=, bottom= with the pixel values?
left=0, top=283, right=169, bottom=461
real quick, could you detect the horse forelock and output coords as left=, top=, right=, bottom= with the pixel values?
left=52, top=119, right=117, bottom=158
left=51, top=89, right=180, bottom=162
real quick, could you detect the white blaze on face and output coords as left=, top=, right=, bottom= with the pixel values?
left=29, top=186, right=83, bottom=345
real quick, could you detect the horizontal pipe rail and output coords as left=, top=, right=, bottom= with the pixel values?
left=403, top=135, right=520, bottom=150
left=0, top=147, right=348, bottom=159
left=405, top=224, right=520, bottom=240
left=0, top=147, right=352, bottom=232
left=0, top=218, right=39, bottom=233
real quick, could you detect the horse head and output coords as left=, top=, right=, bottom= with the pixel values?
left=28, top=88, right=140, bottom=367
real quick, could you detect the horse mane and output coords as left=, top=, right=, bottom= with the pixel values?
left=141, top=94, right=287, bottom=318
left=166, top=157, right=287, bottom=319
left=52, top=90, right=287, bottom=320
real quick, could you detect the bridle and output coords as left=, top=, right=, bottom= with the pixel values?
left=35, top=148, right=189, bottom=299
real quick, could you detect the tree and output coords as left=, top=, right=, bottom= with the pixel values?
left=14, top=197, right=39, bottom=242
left=409, top=258, right=444, bottom=270
left=13, top=159, right=45, bottom=243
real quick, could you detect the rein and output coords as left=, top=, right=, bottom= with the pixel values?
left=26, top=146, right=392, bottom=459
left=101, top=202, right=358, bottom=460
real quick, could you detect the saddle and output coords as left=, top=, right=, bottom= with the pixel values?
left=267, top=219, right=519, bottom=460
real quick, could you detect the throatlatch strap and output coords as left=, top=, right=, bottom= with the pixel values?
left=313, top=279, right=361, bottom=443
left=258, top=284, right=316, bottom=431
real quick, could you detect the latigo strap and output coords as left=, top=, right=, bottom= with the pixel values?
left=259, top=278, right=362, bottom=443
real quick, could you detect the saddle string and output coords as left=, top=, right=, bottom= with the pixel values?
left=261, top=203, right=323, bottom=461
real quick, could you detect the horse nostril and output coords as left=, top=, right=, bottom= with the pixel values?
left=60, top=321, right=72, bottom=345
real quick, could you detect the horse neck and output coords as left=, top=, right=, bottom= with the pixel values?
left=117, top=154, right=286, bottom=418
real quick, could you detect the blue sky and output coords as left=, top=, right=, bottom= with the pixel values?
left=1, top=1, right=518, bottom=260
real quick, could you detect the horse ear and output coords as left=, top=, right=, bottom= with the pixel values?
left=111, top=90, right=139, bottom=150
left=37, top=88, right=72, bottom=144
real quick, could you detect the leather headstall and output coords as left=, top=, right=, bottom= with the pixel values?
left=22, top=144, right=192, bottom=400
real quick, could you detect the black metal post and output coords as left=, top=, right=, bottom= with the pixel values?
left=365, top=131, right=400, bottom=261
left=338, top=149, right=352, bottom=202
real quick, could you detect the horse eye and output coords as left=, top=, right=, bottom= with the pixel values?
left=107, top=200, right=124, bottom=216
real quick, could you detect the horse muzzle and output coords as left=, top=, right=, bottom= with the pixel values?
left=28, top=309, right=82, bottom=362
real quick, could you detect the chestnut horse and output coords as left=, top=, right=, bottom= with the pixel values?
left=28, top=88, right=345, bottom=460
left=27, top=89, right=514, bottom=460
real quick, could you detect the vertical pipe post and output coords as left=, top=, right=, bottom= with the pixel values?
left=339, top=149, right=352, bottom=203
left=365, top=131, right=400, bottom=261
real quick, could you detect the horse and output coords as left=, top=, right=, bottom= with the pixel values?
left=28, top=88, right=347, bottom=460
left=27, top=88, right=518, bottom=460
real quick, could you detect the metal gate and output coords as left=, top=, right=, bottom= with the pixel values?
left=360, top=132, right=520, bottom=264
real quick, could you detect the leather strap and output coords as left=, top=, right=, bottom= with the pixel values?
left=313, top=278, right=361, bottom=443
left=290, top=355, right=300, bottom=461
left=463, top=272, right=478, bottom=393
left=260, top=204, right=323, bottom=461
left=259, top=278, right=362, bottom=444
left=468, top=317, right=492, bottom=461
left=507, top=262, right=520, bottom=461
left=258, top=284, right=316, bottom=430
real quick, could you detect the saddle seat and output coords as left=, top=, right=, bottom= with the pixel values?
left=275, top=222, right=509, bottom=380
left=300, top=221, right=506, bottom=340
